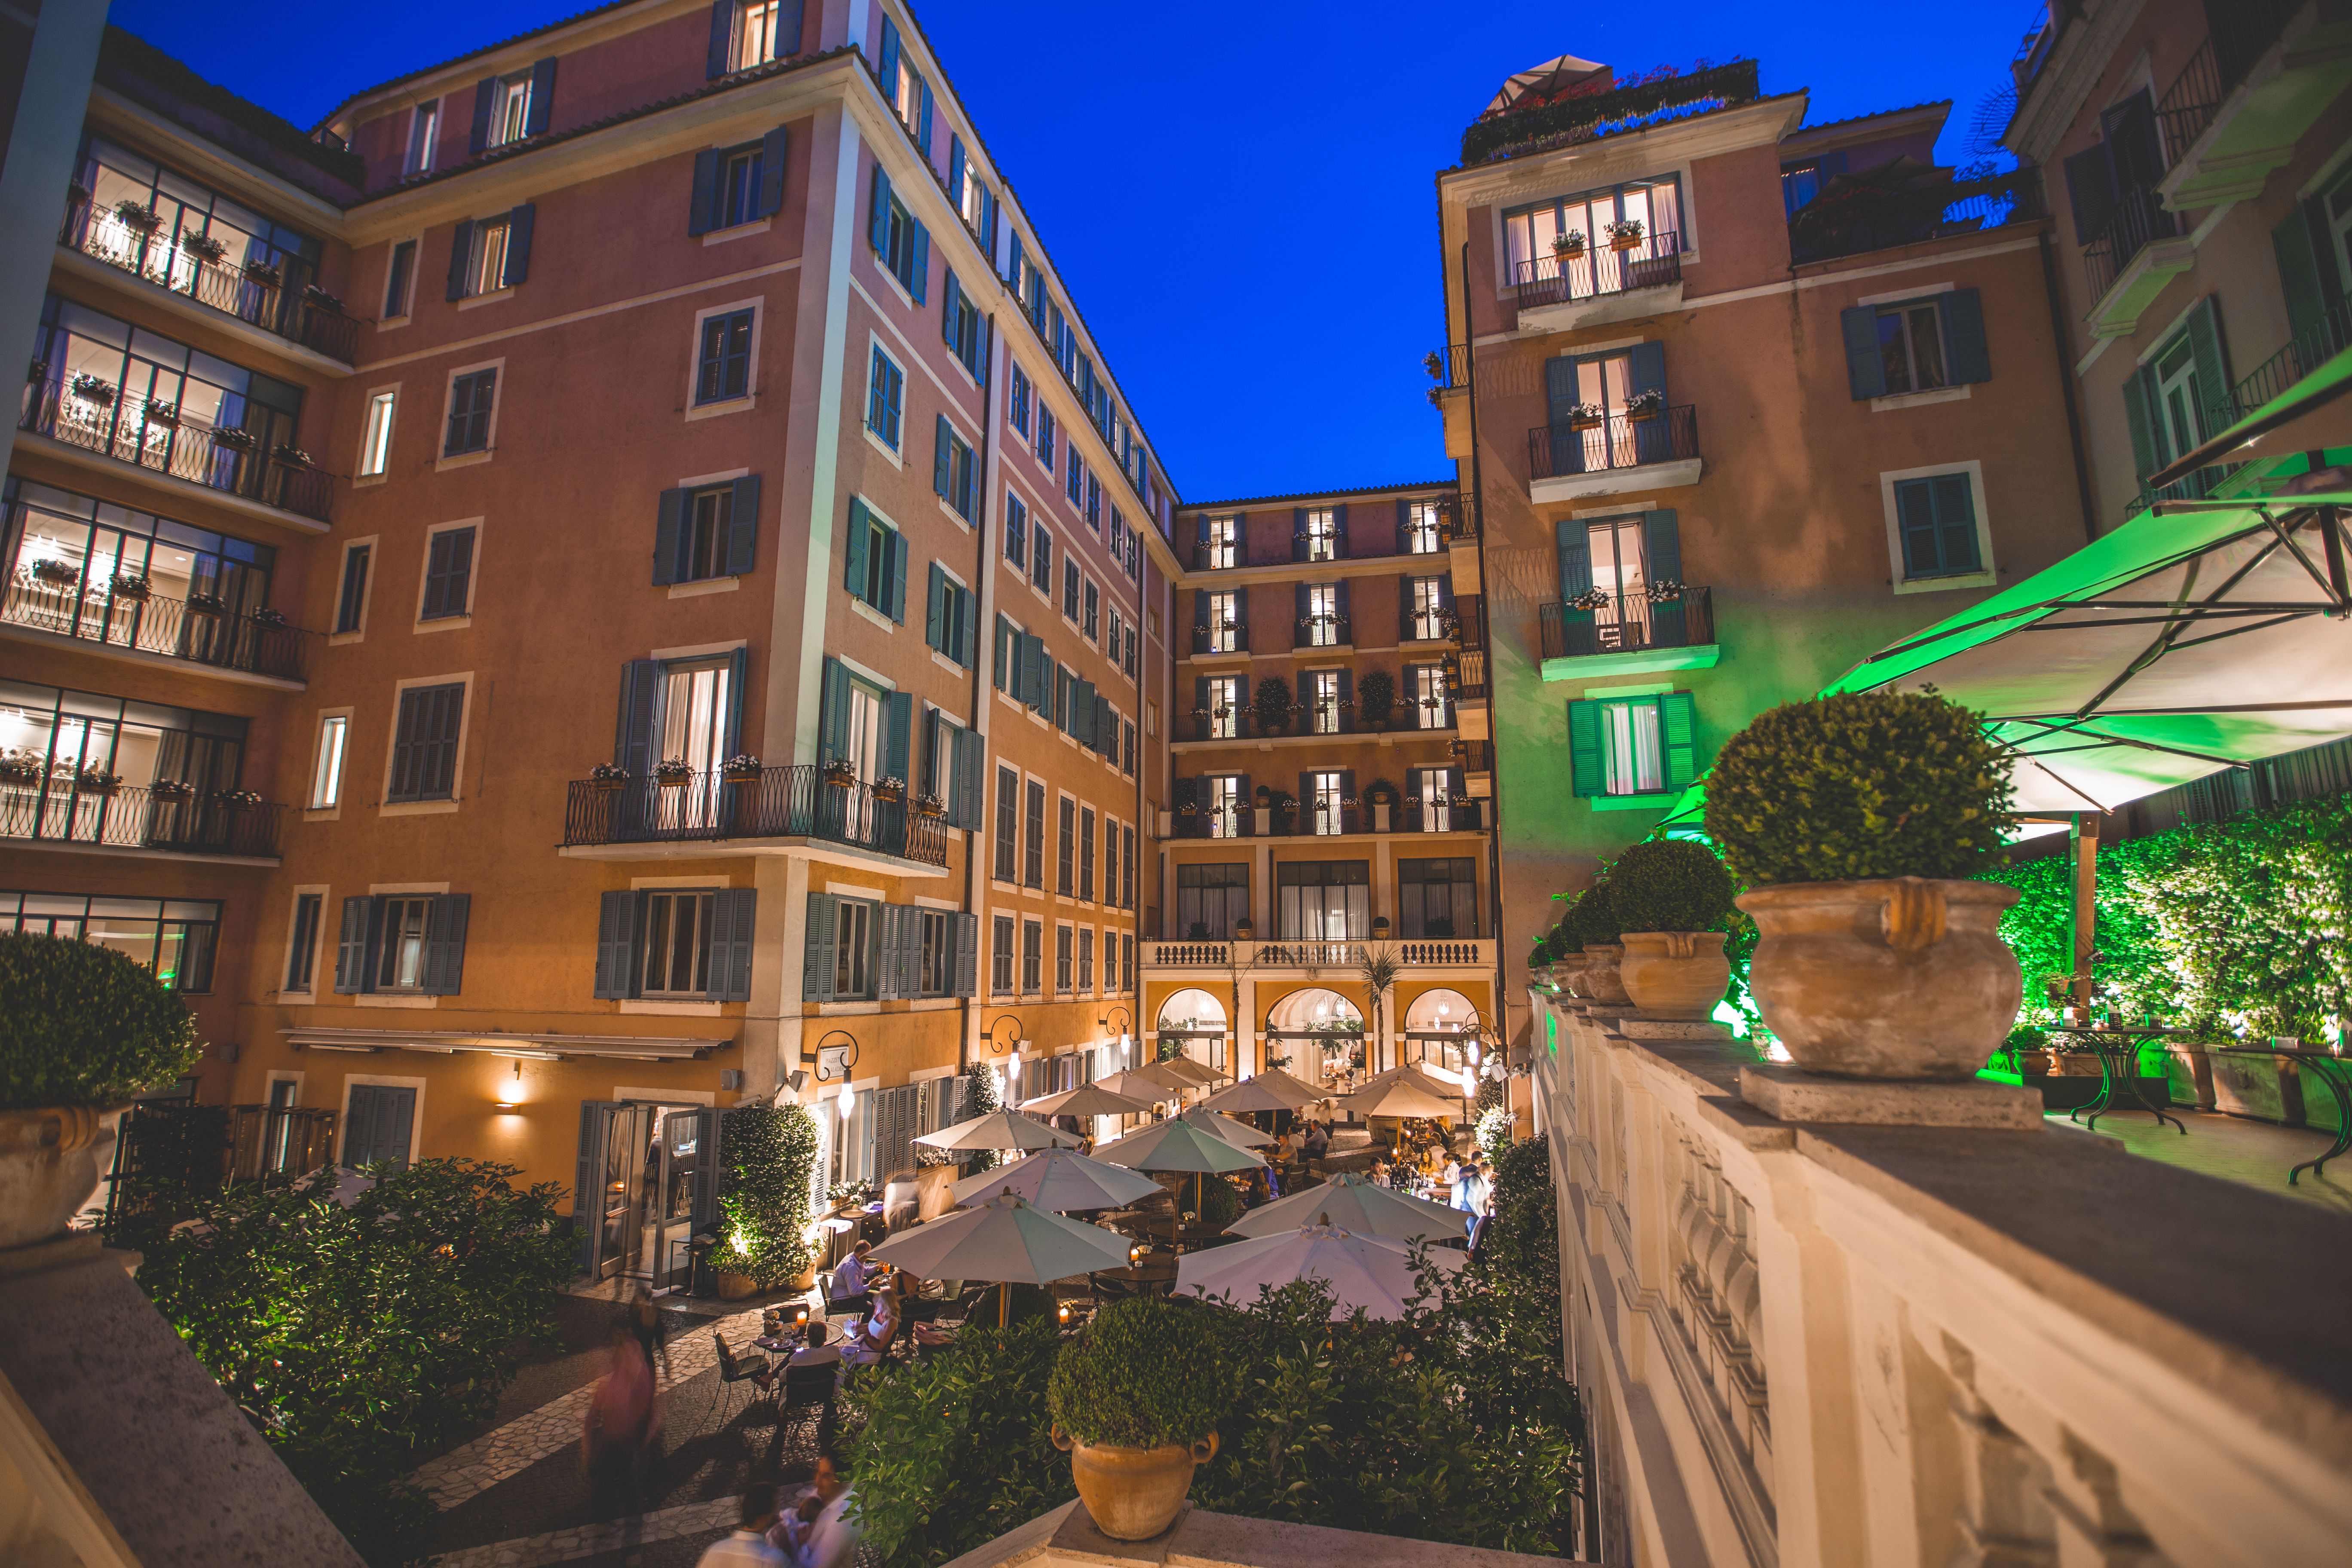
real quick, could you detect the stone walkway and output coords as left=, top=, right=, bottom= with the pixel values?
left=433, top=1494, right=743, bottom=1568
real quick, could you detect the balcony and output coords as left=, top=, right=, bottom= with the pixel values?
left=1189, top=623, right=1249, bottom=655
left=1291, top=614, right=1351, bottom=652
left=1539, top=585, right=1720, bottom=678
left=1461, top=58, right=1760, bottom=166
left=1142, top=937, right=1492, bottom=970
left=560, top=765, right=950, bottom=869
left=1513, top=230, right=1684, bottom=333
left=1527, top=405, right=1702, bottom=502
left=59, top=196, right=357, bottom=366
left=1173, top=797, right=1485, bottom=839
left=2156, top=0, right=2345, bottom=209
left=0, top=779, right=282, bottom=861
left=2080, top=186, right=2194, bottom=338
left=2219, top=290, right=2352, bottom=432
left=2, top=575, right=311, bottom=686
left=1446, top=648, right=1488, bottom=701
left=19, top=378, right=334, bottom=529
left=1456, top=739, right=1495, bottom=796
left=1787, top=166, right=2044, bottom=267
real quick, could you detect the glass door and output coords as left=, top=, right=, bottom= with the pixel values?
left=651, top=1108, right=708, bottom=1292
left=582, top=1101, right=653, bottom=1280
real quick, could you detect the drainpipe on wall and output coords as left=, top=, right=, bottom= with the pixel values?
left=960, top=312, right=999, bottom=1075
left=2040, top=228, right=2098, bottom=542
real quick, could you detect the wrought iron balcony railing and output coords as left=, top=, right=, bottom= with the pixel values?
left=19, top=379, right=334, bottom=523
left=3, top=575, right=311, bottom=681
left=2155, top=0, right=2298, bottom=157
left=562, top=765, right=949, bottom=867
left=60, top=196, right=357, bottom=364
left=1528, top=405, right=1699, bottom=482
left=1447, top=648, right=1489, bottom=700
left=1190, top=623, right=1249, bottom=655
left=2082, top=185, right=2182, bottom=304
left=0, top=779, right=281, bottom=858
left=1514, top=230, right=1682, bottom=313
left=1172, top=797, right=1486, bottom=839
left=2220, top=291, right=2352, bottom=429
left=1292, top=614, right=1351, bottom=650
left=1540, top=585, right=1716, bottom=661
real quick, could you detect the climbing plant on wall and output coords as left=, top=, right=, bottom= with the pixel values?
left=719, top=1101, right=821, bottom=1287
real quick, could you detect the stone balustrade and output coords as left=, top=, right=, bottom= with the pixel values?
left=1531, top=990, right=2352, bottom=1568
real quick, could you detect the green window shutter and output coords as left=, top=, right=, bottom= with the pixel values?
left=1895, top=479, right=1939, bottom=575
left=818, top=656, right=850, bottom=763
left=334, top=896, right=372, bottom=994
left=2122, top=371, right=2159, bottom=483
left=1644, top=509, right=1686, bottom=643
left=926, top=562, right=945, bottom=650
left=723, top=647, right=749, bottom=754
left=1543, top=354, right=1580, bottom=425
left=1942, top=288, right=1991, bottom=385
left=844, top=498, right=871, bottom=597
left=2273, top=202, right=2332, bottom=346
left=1074, top=679, right=1097, bottom=746
left=959, top=585, right=977, bottom=667
left=1555, top=520, right=1594, bottom=634
left=1841, top=306, right=1886, bottom=399
left=688, top=149, right=720, bottom=236
left=876, top=903, right=907, bottom=1000
left=1568, top=700, right=1604, bottom=797
left=420, top=894, right=471, bottom=995
left=2184, top=296, right=2230, bottom=440
left=934, top=415, right=952, bottom=499
left=885, top=689, right=913, bottom=782
left=994, top=614, right=1011, bottom=690
left=653, top=488, right=685, bottom=585
left=594, top=889, right=638, bottom=998
left=707, top=888, right=756, bottom=1001
left=803, top=893, right=837, bottom=1001
left=1933, top=474, right=1981, bottom=573
left=1660, top=694, right=1700, bottom=790
left=888, top=527, right=908, bottom=623
left=726, top=475, right=760, bottom=575
left=954, top=726, right=984, bottom=829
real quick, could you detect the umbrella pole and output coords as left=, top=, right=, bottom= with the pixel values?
left=2069, top=815, right=2099, bottom=1018
left=999, top=1280, right=1010, bottom=1328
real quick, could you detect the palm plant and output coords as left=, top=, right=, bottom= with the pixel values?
left=1358, top=944, right=1402, bottom=1069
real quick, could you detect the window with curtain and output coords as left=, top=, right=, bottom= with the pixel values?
left=1413, top=666, right=1449, bottom=729
left=1305, top=583, right=1340, bottom=647
left=4, top=477, right=276, bottom=655
left=1276, top=860, right=1369, bottom=940
left=1176, top=863, right=1249, bottom=940
left=1414, top=765, right=1455, bottom=831
left=1207, top=775, right=1242, bottom=838
left=1501, top=174, right=1684, bottom=293
left=1309, top=770, right=1345, bottom=836
left=1406, top=576, right=1448, bottom=640
left=1399, top=858, right=1478, bottom=938
left=0, top=890, right=220, bottom=992
left=1406, top=501, right=1443, bottom=554
left=1207, top=591, right=1238, bottom=652
left=1300, top=508, right=1338, bottom=561
left=1307, top=671, right=1341, bottom=735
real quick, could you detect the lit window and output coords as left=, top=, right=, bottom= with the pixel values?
left=310, top=715, right=347, bottom=808
left=359, top=392, right=395, bottom=477
left=1300, top=508, right=1338, bottom=561
left=406, top=101, right=440, bottom=174
left=375, top=897, right=433, bottom=990
left=640, top=891, right=715, bottom=996
left=735, top=0, right=790, bottom=69
left=490, top=75, right=533, bottom=148
left=1406, top=501, right=1443, bottom=554
left=466, top=216, right=512, bottom=297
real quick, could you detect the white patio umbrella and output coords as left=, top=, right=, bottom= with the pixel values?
left=1158, top=1054, right=1228, bottom=1088
left=1179, top=1105, right=1275, bottom=1148
left=1358, top=1062, right=1462, bottom=1100
left=1117, top=1060, right=1202, bottom=1096
left=870, top=1191, right=1130, bottom=1326
left=950, top=1148, right=1164, bottom=1212
left=1342, top=1078, right=1462, bottom=1121
left=1225, top=1173, right=1470, bottom=1243
left=1021, top=1083, right=1159, bottom=1119
left=1485, top=53, right=1610, bottom=115
left=1201, top=1067, right=1323, bottom=1115
left=913, top=1109, right=1082, bottom=1152
left=1095, top=1115, right=1266, bottom=1218
left=1175, top=1221, right=1465, bottom=1320
left=1093, top=1068, right=1180, bottom=1104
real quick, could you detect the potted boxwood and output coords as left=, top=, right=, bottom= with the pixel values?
left=1357, top=669, right=1396, bottom=733
left=1555, top=882, right=1627, bottom=1004
left=1253, top=676, right=1293, bottom=737
left=0, top=932, right=201, bottom=1249
left=1705, top=691, right=2018, bottom=1079
left=1607, top=839, right=1737, bottom=1020
left=1048, top=1296, right=1237, bottom=1540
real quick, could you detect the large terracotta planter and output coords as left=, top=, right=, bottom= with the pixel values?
left=1578, top=943, right=1632, bottom=1006
left=1619, top=931, right=1731, bottom=1021
left=0, top=1105, right=126, bottom=1249
left=1548, top=952, right=1589, bottom=997
left=1737, top=878, right=2021, bottom=1080
left=1056, top=1430, right=1217, bottom=1541
left=716, top=1270, right=759, bottom=1300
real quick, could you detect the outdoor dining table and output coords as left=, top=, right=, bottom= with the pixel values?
left=1090, top=1256, right=1178, bottom=1297
left=2206, top=1043, right=2352, bottom=1185
left=2050, top=1026, right=2197, bottom=1134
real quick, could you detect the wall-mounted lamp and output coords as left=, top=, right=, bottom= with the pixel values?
left=812, top=1029, right=860, bottom=1083
left=984, top=1012, right=1025, bottom=1057
left=494, top=1058, right=524, bottom=1111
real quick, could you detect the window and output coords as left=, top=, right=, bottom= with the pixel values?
left=934, top=417, right=977, bottom=520
left=926, top=566, right=974, bottom=664
left=640, top=890, right=716, bottom=996
left=1300, top=507, right=1338, bottom=561
left=1067, top=450, right=1085, bottom=507
left=942, top=269, right=983, bottom=376
left=992, top=914, right=1015, bottom=993
left=1035, top=404, right=1056, bottom=469
left=1078, top=928, right=1095, bottom=992
left=844, top=497, right=906, bottom=619
left=1841, top=289, right=1990, bottom=400
left=1108, top=608, right=1125, bottom=668
left=1201, top=515, right=1238, bottom=570
left=1054, top=924, right=1072, bottom=993
left=1084, top=579, right=1099, bottom=641
left=359, top=391, right=395, bottom=477
left=377, top=897, right=430, bottom=990
left=1400, top=858, right=1478, bottom=938
left=334, top=544, right=371, bottom=634
left=384, top=241, right=417, bottom=318
left=387, top=683, right=465, bottom=802
left=1502, top=174, right=1684, bottom=294
left=696, top=309, right=754, bottom=404
left=877, top=19, right=933, bottom=150
left=919, top=908, right=952, bottom=995
left=1413, top=665, right=1449, bottom=729
left=1086, top=475, right=1102, bottom=533
left=1892, top=473, right=1983, bottom=579
left=405, top=101, right=439, bottom=175
left=444, top=368, right=496, bottom=455
left=1004, top=493, right=1027, bottom=567
left=657, top=482, right=751, bottom=585
left=1032, top=524, right=1053, bottom=594
left=1063, top=560, right=1081, bottom=621
left=1057, top=796, right=1076, bottom=895
left=1309, top=769, right=1346, bottom=836
left=487, top=71, right=536, bottom=149
left=309, top=716, right=347, bottom=808
left=1406, top=576, right=1448, bottom=641
left=867, top=346, right=903, bottom=447
left=1206, top=591, right=1238, bottom=654
left=868, top=166, right=928, bottom=301
left=1176, top=863, right=1248, bottom=940
left=1568, top=692, right=1699, bottom=799
left=1304, top=583, right=1341, bottom=648
left=833, top=897, right=874, bottom=998
left=1207, top=775, right=1242, bottom=838
left=286, top=893, right=322, bottom=993
left=1079, top=806, right=1096, bottom=900
left=732, top=0, right=794, bottom=71
left=462, top=213, right=514, bottom=297
left=1276, top=861, right=1369, bottom=939
left=1024, top=780, right=1045, bottom=887
left=1021, top=918, right=1042, bottom=994
left=1200, top=674, right=1240, bottom=739
left=1009, top=365, right=1032, bottom=435
left=420, top=527, right=476, bottom=620
left=949, top=132, right=997, bottom=247
left=1416, top=766, right=1457, bottom=831
left=1307, top=671, right=1342, bottom=735
left=342, top=1083, right=416, bottom=1170
left=1405, top=500, right=1443, bottom=554
left=994, top=765, right=1018, bottom=880
left=0, top=891, right=220, bottom=992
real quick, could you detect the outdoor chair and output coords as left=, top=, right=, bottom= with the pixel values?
left=712, top=1332, right=774, bottom=1417
left=776, top=1360, right=836, bottom=1448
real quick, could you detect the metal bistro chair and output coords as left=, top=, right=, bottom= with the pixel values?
left=711, top=1332, right=775, bottom=1417
left=776, top=1359, right=837, bottom=1448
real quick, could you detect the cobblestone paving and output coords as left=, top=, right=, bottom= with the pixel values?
left=433, top=1494, right=743, bottom=1568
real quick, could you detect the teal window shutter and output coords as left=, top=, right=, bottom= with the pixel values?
left=888, top=527, right=908, bottom=622
left=869, top=164, right=892, bottom=254
left=723, top=647, right=749, bottom=753
left=909, top=218, right=929, bottom=304
left=818, top=656, right=849, bottom=763
left=334, top=896, right=372, bottom=993
left=1543, top=354, right=1583, bottom=473
left=875, top=903, right=906, bottom=1000
left=2273, top=203, right=2331, bottom=345
left=616, top=658, right=660, bottom=774
left=1643, top=509, right=1686, bottom=644
left=994, top=614, right=1011, bottom=690
left=1075, top=679, right=1097, bottom=746
left=803, top=892, right=837, bottom=1001
left=1841, top=306, right=1886, bottom=399
left=1660, top=694, right=1700, bottom=790
left=878, top=18, right=899, bottom=93
left=2122, top=371, right=2159, bottom=484
left=420, top=894, right=470, bottom=995
left=593, top=889, right=638, bottom=999
left=926, top=562, right=945, bottom=650
left=689, top=150, right=720, bottom=236
left=726, top=474, right=760, bottom=575
left=1567, top=700, right=1604, bottom=797
left=885, top=689, right=912, bottom=782
left=1895, top=480, right=1939, bottom=575
left=934, top=415, right=952, bottom=499
left=948, top=133, right=965, bottom=205
left=2184, top=297, right=2229, bottom=440
left=1942, top=288, right=1991, bottom=385
left=1934, top=475, right=1980, bottom=572
left=1555, top=518, right=1593, bottom=617
left=653, top=488, right=685, bottom=585
left=958, top=585, right=977, bottom=667
left=844, top=497, right=871, bottom=597
left=942, top=268, right=959, bottom=348
left=707, top=888, right=756, bottom=1001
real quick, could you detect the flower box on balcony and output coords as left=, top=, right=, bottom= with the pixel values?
left=185, top=593, right=227, bottom=617
left=149, top=779, right=193, bottom=803
left=30, top=558, right=80, bottom=587
left=68, top=374, right=116, bottom=406
left=74, top=772, right=121, bottom=796
left=250, top=606, right=287, bottom=628
left=113, top=202, right=160, bottom=233
left=181, top=233, right=227, bottom=264
left=653, top=761, right=695, bottom=788
left=587, top=764, right=629, bottom=791
left=822, top=760, right=857, bottom=785
left=873, top=778, right=907, bottom=804
left=1645, top=579, right=1687, bottom=603
left=1607, top=218, right=1646, bottom=251
left=915, top=793, right=946, bottom=819
left=1568, top=589, right=1612, bottom=611
left=1564, top=402, right=1606, bottom=430
left=212, top=789, right=262, bottom=808
left=242, top=261, right=281, bottom=286
left=209, top=427, right=256, bottom=451
left=144, top=401, right=180, bottom=427
left=0, top=756, right=38, bottom=786
left=1623, top=389, right=1665, bottom=422
left=272, top=444, right=312, bottom=468
left=110, top=575, right=151, bottom=601
left=303, top=285, right=345, bottom=313
left=720, top=755, right=763, bottom=783
left=1553, top=230, right=1587, bottom=259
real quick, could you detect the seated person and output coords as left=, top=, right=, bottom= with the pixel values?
left=1302, top=1120, right=1330, bottom=1159
left=827, top=1242, right=876, bottom=1312
left=842, top=1277, right=901, bottom=1366
left=788, top=1316, right=841, bottom=1370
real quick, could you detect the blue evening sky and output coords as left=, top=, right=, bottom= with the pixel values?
left=109, top=0, right=2036, bottom=503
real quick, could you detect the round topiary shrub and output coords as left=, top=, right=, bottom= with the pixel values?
left=1049, top=1296, right=1237, bottom=1451
left=1704, top=690, right=2014, bottom=887
left=1608, top=839, right=1737, bottom=934
left=1555, top=883, right=1621, bottom=952
left=0, top=932, right=200, bottom=1109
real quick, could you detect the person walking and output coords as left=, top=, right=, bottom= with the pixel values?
left=696, top=1485, right=786, bottom=1565
left=582, top=1321, right=660, bottom=1559
left=792, top=1453, right=864, bottom=1568
left=625, top=1281, right=670, bottom=1381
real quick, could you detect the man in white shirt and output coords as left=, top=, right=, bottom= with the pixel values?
left=695, top=1485, right=785, bottom=1565
left=785, top=1455, right=863, bottom=1568
left=830, top=1242, right=873, bottom=1301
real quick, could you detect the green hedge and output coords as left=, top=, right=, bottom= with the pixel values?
left=1982, top=793, right=2352, bottom=1038
left=0, top=931, right=201, bottom=1109
left=719, top=1102, right=820, bottom=1288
